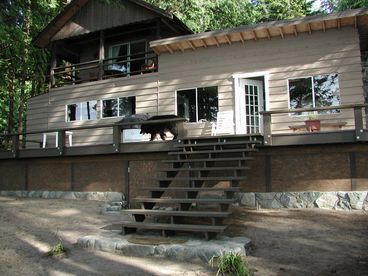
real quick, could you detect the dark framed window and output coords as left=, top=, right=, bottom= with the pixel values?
left=288, top=74, right=340, bottom=115
left=101, top=96, right=136, bottom=118
left=177, top=86, right=218, bottom=122
left=66, top=101, right=97, bottom=122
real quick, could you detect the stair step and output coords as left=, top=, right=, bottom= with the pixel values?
left=181, top=134, right=262, bottom=141
left=162, top=166, right=250, bottom=172
left=158, top=176, right=246, bottom=181
left=122, top=209, right=231, bottom=217
left=175, top=140, right=261, bottom=148
left=168, top=148, right=257, bottom=155
left=134, top=197, right=235, bottom=204
left=121, top=221, right=227, bottom=233
left=143, top=187, right=240, bottom=192
left=162, top=156, right=254, bottom=163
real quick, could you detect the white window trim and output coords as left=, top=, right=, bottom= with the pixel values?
left=100, top=96, right=136, bottom=119
left=175, top=86, right=218, bottom=123
left=65, top=101, right=97, bottom=122
left=287, top=73, right=340, bottom=117
left=232, top=71, right=269, bottom=134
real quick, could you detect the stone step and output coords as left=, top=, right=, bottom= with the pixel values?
left=121, top=221, right=227, bottom=239
left=122, top=209, right=231, bottom=217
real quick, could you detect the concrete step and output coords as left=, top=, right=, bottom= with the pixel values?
left=158, top=176, right=246, bottom=181
left=175, top=140, right=261, bottom=148
left=162, top=166, right=250, bottom=172
left=168, top=148, right=257, bottom=155
left=162, top=156, right=254, bottom=163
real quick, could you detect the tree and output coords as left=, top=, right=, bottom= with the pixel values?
left=0, top=0, right=63, bottom=138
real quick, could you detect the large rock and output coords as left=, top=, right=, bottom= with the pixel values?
left=239, top=193, right=256, bottom=207
left=347, top=192, right=368, bottom=210
left=315, top=192, right=338, bottom=209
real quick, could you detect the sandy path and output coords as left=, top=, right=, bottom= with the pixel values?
left=0, top=196, right=367, bottom=275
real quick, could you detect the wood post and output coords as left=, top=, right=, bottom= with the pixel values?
left=113, top=125, right=122, bottom=153
left=354, top=106, right=364, bottom=141
left=99, top=31, right=105, bottom=80
left=11, top=134, right=19, bottom=158
left=49, top=45, right=57, bottom=88
left=57, top=130, right=65, bottom=155
left=262, top=113, right=272, bottom=146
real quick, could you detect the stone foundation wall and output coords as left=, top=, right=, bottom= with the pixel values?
left=0, top=190, right=124, bottom=202
left=236, top=191, right=368, bottom=211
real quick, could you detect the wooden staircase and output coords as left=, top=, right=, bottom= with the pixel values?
left=121, top=135, right=262, bottom=239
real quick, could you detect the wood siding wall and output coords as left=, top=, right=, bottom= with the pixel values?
left=52, top=0, right=158, bottom=41
left=157, top=27, right=364, bottom=134
left=26, top=27, right=364, bottom=144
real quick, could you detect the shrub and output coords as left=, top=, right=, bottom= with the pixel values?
left=209, top=252, right=251, bottom=276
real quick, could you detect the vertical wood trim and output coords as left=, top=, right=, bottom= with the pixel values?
left=354, top=106, right=363, bottom=141
left=156, top=18, right=161, bottom=39
left=349, top=152, right=357, bottom=191
left=99, top=31, right=105, bottom=80
left=265, top=155, right=272, bottom=192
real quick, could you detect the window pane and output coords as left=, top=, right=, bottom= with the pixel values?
left=102, top=99, right=118, bottom=118
left=110, top=44, right=128, bottom=72
left=289, top=77, right=313, bottom=115
left=67, top=104, right=80, bottom=121
left=81, top=101, right=97, bottom=120
left=119, top=97, right=136, bottom=117
left=197, top=86, right=218, bottom=122
left=314, top=74, right=340, bottom=114
left=177, top=89, right=196, bottom=122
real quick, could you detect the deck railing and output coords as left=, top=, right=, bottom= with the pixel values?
left=0, top=118, right=186, bottom=159
left=260, top=104, right=368, bottom=146
left=51, top=50, right=158, bottom=87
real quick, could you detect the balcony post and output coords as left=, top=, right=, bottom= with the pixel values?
left=57, top=130, right=66, bottom=155
left=11, top=134, right=19, bottom=158
left=98, top=30, right=105, bottom=80
left=262, top=113, right=272, bottom=146
left=113, top=125, right=122, bottom=153
left=354, top=106, right=364, bottom=141
left=49, top=45, right=57, bottom=88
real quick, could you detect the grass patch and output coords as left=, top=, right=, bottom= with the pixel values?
left=46, top=240, right=67, bottom=257
left=209, top=252, right=251, bottom=276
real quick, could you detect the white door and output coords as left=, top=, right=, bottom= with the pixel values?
left=238, top=79, right=264, bottom=134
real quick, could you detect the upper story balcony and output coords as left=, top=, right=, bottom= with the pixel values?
left=33, top=0, right=192, bottom=88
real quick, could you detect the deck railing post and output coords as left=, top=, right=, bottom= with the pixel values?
left=11, top=134, right=19, bottom=158
left=262, top=113, right=272, bottom=146
left=354, top=106, right=364, bottom=141
left=113, top=125, right=122, bottom=153
left=57, top=130, right=65, bottom=155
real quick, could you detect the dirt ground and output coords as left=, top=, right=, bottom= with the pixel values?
left=0, top=197, right=367, bottom=276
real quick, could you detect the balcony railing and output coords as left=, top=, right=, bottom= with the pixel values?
left=0, top=118, right=186, bottom=159
left=261, top=104, right=368, bottom=146
left=51, top=50, right=158, bottom=87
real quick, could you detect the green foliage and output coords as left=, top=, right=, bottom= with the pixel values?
left=209, top=252, right=251, bottom=276
left=319, top=0, right=368, bottom=12
left=46, top=239, right=67, bottom=257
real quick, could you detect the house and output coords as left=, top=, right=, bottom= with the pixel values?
left=1, top=0, right=368, bottom=237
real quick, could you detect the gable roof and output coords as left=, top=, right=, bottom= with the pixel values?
left=150, top=8, right=368, bottom=55
left=34, top=0, right=192, bottom=48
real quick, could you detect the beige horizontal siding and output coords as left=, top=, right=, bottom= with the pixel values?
left=26, top=26, right=365, bottom=144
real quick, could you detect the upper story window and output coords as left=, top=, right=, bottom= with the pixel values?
left=108, top=40, right=147, bottom=75
left=101, top=96, right=136, bottom=118
left=177, top=86, right=218, bottom=122
left=288, top=74, right=340, bottom=115
left=66, top=101, right=98, bottom=122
